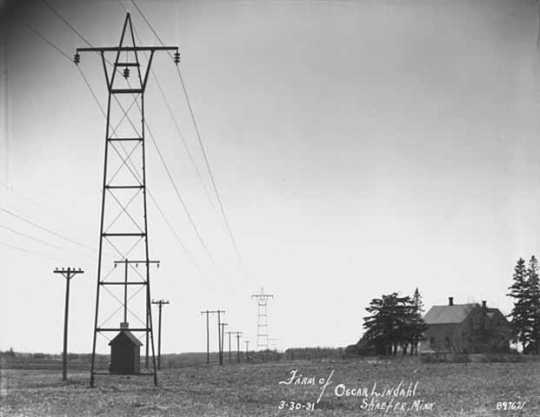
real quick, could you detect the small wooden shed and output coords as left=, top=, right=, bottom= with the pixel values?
left=108, top=330, right=142, bottom=374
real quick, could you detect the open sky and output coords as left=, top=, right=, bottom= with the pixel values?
left=2, top=0, right=540, bottom=354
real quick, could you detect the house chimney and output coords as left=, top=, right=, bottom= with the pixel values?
left=482, top=300, right=487, bottom=310
left=448, top=297, right=454, bottom=306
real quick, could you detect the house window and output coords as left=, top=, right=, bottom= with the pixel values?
left=430, top=337, right=435, bottom=347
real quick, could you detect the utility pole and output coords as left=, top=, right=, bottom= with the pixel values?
left=200, top=310, right=224, bottom=364
left=244, top=340, right=250, bottom=361
left=200, top=310, right=211, bottom=364
left=216, top=310, right=226, bottom=365
left=75, top=13, right=179, bottom=388
left=225, top=330, right=239, bottom=363
left=53, top=267, right=84, bottom=381
left=220, top=322, right=228, bottom=366
left=114, top=259, right=160, bottom=369
left=229, top=331, right=242, bottom=363
left=251, top=287, right=274, bottom=350
left=152, top=299, right=169, bottom=370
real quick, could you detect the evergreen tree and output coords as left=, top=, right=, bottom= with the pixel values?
left=408, top=288, right=427, bottom=355
left=363, top=292, right=427, bottom=356
left=526, top=256, right=540, bottom=354
left=507, top=258, right=531, bottom=351
left=412, top=287, right=424, bottom=313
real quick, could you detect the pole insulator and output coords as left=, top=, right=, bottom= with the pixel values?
left=174, top=51, right=180, bottom=65
left=73, top=53, right=80, bottom=65
left=123, top=67, right=130, bottom=79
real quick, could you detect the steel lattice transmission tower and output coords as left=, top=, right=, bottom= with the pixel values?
left=251, top=287, right=273, bottom=350
left=74, top=13, right=179, bottom=387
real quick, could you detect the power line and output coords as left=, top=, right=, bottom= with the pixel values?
left=175, top=67, right=244, bottom=268
left=107, top=18, right=217, bottom=267
left=0, top=223, right=63, bottom=251
left=1, top=179, right=79, bottom=221
left=25, top=26, right=103, bottom=122
left=26, top=24, right=205, bottom=274
left=90, top=75, right=212, bottom=269
left=0, top=239, right=51, bottom=258
left=39, top=0, right=93, bottom=48
left=0, top=206, right=96, bottom=254
left=77, top=66, right=106, bottom=118
left=115, top=72, right=217, bottom=267
left=38, top=0, right=114, bottom=67
left=144, top=120, right=217, bottom=267
left=25, top=24, right=72, bottom=62
left=30, top=4, right=222, bottom=286
left=150, top=69, right=217, bottom=211
left=147, top=190, right=202, bottom=272
left=129, top=0, right=166, bottom=47
left=129, top=0, right=245, bottom=271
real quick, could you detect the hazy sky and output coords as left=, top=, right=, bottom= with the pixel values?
left=2, top=0, right=540, bottom=354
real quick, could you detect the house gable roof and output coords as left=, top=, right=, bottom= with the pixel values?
left=108, top=330, right=143, bottom=346
left=424, top=303, right=477, bottom=324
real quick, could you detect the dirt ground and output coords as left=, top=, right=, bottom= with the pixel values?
left=1, top=358, right=538, bottom=417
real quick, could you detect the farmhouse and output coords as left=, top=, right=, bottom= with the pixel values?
left=421, top=297, right=511, bottom=353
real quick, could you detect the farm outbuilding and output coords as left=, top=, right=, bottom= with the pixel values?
left=421, top=297, right=511, bottom=354
left=108, top=329, right=143, bottom=374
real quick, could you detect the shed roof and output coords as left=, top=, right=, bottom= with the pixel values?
left=108, top=330, right=143, bottom=346
left=423, top=303, right=477, bottom=324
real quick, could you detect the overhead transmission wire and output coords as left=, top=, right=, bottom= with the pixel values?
left=24, top=20, right=174, bottom=327
left=113, top=4, right=217, bottom=266
left=66, top=1, right=214, bottom=268
left=0, top=223, right=63, bottom=251
left=39, top=0, right=93, bottom=47
left=99, top=5, right=216, bottom=267
left=24, top=34, right=149, bottom=320
left=1, top=179, right=78, bottom=222
left=115, top=3, right=218, bottom=211
left=26, top=24, right=105, bottom=118
left=151, top=68, right=217, bottom=211
left=105, top=108, right=203, bottom=271
left=25, top=21, right=205, bottom=272
left=129, top=0, right=246, bottom=271
left=113, top=74, right=217, bottom=267
left=0, top=206, right=96, bottom=255
left=25, top=24, right=73, bottom=61
left=112, top=11, right=215, bottom=268
left=0, top=239, right=54, bottom=259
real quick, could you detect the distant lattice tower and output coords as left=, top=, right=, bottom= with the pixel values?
left=251, top=287, right=274, bottom=350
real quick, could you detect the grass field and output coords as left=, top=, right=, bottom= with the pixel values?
left=1, top=358, right=538, bottom=417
